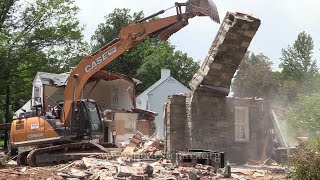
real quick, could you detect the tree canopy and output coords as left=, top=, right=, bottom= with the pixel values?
left=280, top=31, right=317, bottom=82
left=232, top=52, right=278, bottom=99
left=91, top=8, right=199, bottom=94
left=287, top=94, right=320, bottom=139
left=278, top=31, right=319, bottom=104
left=91, top=8, right=144, bottom=77
left=0, top=0, right=86, bottom=132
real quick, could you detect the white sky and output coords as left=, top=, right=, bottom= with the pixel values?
left=76, top=0, right=320, bottom=71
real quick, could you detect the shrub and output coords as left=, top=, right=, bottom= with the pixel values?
left=287, top=140, right=320, bottom=179
left=287, top=94, right=320, bottom=139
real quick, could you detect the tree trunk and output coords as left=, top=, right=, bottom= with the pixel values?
left=4, top=85, right=10, bottom=150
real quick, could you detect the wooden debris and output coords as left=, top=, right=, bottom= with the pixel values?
left=121, top=133, right=142, bottom=155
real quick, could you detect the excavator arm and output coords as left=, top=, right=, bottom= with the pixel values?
left=61, top=0, right=220, bottom=127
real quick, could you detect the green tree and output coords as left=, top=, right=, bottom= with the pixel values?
left=136, top=41, right=199, bottom=92
left=91, top=8, right=144, bottom=77
left=92, top=8, right=199, bottom=93
left=287, top=94, right=320, bottom=139
left=0, top=0, right=86, bottom=148
left=280, top=31, right=317, bottom=82
left=0, top=0, right=15, bottom=30
left=278, top=32, right=318, bottom=103
left=232, top=52, right=277, bottom=99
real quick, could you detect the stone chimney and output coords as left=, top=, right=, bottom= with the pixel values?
left=161, top=69, right=171, bottom=80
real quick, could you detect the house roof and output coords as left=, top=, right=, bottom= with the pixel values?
left=36, top=71, right=141, bottom=87
left=138, top=77, right=170, bottom=98
left=37, top=72, right=69, bottom=86
left=137, top=76, right=190, bottom=98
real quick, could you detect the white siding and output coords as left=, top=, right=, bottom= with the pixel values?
left=137, top=77, right=190, bottom=138
left=32, top=75, right=43, bottom=106
left=136, top=92, right=148, bottom=110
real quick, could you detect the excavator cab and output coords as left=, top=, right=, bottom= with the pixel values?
left=53, top=99, right=104, bottom=140
left=71, top=99, right=103, bottom=139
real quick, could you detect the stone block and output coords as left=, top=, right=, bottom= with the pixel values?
left=241, top=41, right=250, bottom=47
left=117, top=166, right=137, bottom=177
left=241, top=23, right=250, bottom=29
left=244, top=30, right=257, bottom=37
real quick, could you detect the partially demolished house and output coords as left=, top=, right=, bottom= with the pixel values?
left=23, top=70, right=157, bottom=145
left=163, top=12, right=276, bottom=164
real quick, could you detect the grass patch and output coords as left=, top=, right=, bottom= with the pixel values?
left=0, top=140, right=3, bottom=149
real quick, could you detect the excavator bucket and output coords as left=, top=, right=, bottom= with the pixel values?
left=186, top=0, right=220, bottom=23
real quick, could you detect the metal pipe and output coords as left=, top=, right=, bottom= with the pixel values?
left=91, top=38, right=119, bottom=57
left=137, top=10, right=165, bottom=23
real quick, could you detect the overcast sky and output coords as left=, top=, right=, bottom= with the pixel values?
left=76, top=0, right=320, bottom=71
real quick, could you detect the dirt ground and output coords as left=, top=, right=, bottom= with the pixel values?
left=0, top=162, right=289, bottom=180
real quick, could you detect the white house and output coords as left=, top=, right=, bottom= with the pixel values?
left=136, top=69, right=191, bottom=138
left=14, top=72, right=69, bottom=118
left=14, top=70, right=157, bottom=144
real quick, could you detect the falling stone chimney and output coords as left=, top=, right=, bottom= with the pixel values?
left=161, top=69, right=171, bottom=80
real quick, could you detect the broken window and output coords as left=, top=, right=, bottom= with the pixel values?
left=34, top=86, right=41, bottom=105
left=234, top=106, right=249, bottom=142
left=111, top=88, right=119, bottom=108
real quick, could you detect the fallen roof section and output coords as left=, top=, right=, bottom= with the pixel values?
left=189, top=12, right=261, bottom=95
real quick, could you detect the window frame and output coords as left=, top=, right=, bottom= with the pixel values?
left=111, top=88, right=119, bottom=108
left=234, top=106, right=249, bottom=142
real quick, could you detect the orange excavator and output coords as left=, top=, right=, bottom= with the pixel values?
left=10, top=0, right=220, bottom=166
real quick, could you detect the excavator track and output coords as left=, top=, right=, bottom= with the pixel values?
left=17, top=150, right=30, bottom=166
left=25, top=142, right=116, bottom=166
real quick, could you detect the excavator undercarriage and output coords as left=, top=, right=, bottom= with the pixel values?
left=17, top=142, right=117, bottom=166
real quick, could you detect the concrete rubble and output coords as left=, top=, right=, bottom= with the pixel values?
left=0, top=160, right=288, bottom=180
left=0, top=136, right=288, bottom=180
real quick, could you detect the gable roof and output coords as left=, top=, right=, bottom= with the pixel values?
left=138, top=76, right=190, bottom=98
left=137, top=77, right=170, bottom=98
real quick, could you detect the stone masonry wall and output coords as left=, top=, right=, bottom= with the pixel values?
left=165, top=95, right=273, bottom=163
left=164, top=94, right=188, bottom=159
left=189, top=12, right=261, bottom=95
left=188, top=90, right=231, bottom=154
left=164, top=12, right=268, bottom=163
left=226, top=98, right=273, bottom=163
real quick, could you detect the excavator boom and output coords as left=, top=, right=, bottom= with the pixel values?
left=61, top=0, right=220, bottom=127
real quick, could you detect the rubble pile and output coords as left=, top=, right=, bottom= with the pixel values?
left=230, top=164, right=289, bottom=180
left=0, top=134, right=288, bottom=179
left=0, top=157, right=288, bottom=180
left=49, top=157, right=231, bottom=179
